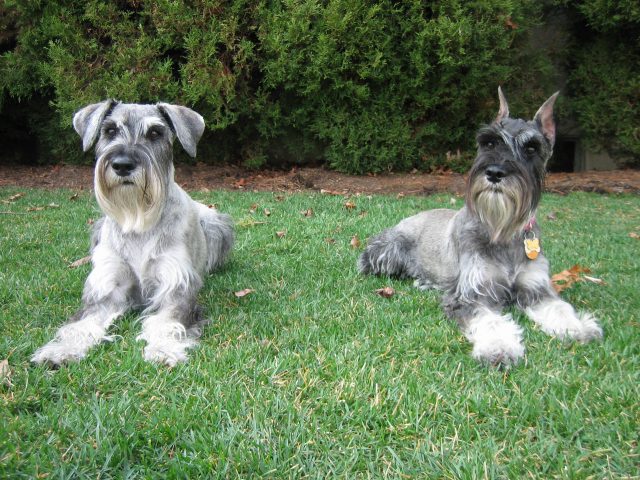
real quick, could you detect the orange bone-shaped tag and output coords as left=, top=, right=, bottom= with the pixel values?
left=524, top=236, right=541, bottom=260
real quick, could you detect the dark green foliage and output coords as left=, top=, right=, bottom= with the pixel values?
left=562, top=0, right=640, bottom=165
left=1, top=0, right=636, bottom=171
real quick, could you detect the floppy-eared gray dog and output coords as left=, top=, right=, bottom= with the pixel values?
left=359, top=88, right=602, bottom=366
left=32, top=101, right=234, bottom=367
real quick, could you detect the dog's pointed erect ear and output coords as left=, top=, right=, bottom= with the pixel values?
left=533, top=91, right=560, bottom=148
left=494, top=86, right=509, bottom=123
left=157, top=103, right=205, bottom=158
left=73, top=100, right=117, bottom=152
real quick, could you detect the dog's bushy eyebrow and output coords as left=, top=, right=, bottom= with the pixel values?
left=476, top=127, right=501, bottom=144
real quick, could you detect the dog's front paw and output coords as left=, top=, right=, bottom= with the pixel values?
left=142, top=343, right=191, bottom=367
left=526, top=300, right=603, bottom=343
left=137, top=322, right=196, bottom=367
left=471, top=336, right=526, bottom=367
left=31, top=341, right=86, bottom=367
left=572, top=312, right=603, bottom=343
left=465, top=311, right=525, bottom=367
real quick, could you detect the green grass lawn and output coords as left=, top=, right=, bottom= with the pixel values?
left=1, top=187, right=638, bottom=479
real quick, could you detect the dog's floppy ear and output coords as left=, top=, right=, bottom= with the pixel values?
left=533, top=91, right=559, bottom=148
left=73, top=100, right=117, bottom=152
left=494, top=86, right=509, bottom=123
left=156, top=103, right=205, bottom=158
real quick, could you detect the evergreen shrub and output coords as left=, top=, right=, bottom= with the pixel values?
left=4, top=1, right=635, bottom=171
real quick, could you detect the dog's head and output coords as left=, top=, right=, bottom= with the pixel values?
left=73, top=101, right=205, bottom=233
left=466, top=88, right=558, bottom=243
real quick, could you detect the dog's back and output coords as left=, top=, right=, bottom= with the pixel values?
left=358, top=208, right=457, bottom=288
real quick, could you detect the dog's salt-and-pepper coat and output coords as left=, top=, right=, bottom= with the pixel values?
left=32, top=101, right=234, bottom=367
left=359, top=88, right=602, bottom=366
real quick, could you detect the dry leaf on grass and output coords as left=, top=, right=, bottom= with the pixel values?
left=8, top=192, right=25, bottom=202
left=0, top=359, right=12, bottom=387
left=301, top=208, right=314, bottom=217
left=629, top=232, right=639, bottom=239
left=234, top=288, right=254, bottom=298
left=69, top=256, right=91, bottom=269
left=344, top=201, right=356, bottom=210
left=375, top=286, right=395, bottom=298
left=276, top=230, right=286, bottom=238
left=350, top=235, right=361, bottom=249
left=320, top=189, right=343, bottom=195
left=27, top=203, right=59, bottom=212
left=551, top=264, right=605, bottom=293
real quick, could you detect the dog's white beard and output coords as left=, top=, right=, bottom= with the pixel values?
left=473, top=185, right=529, bottom=243
left=95, top=171, right=165, bottom=234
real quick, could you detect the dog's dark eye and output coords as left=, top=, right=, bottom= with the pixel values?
left=104, top=127, right=117, bottom=138
left=148, top=129, right=162, bottom=140
left=526, top=145, right=537, bottom=155
left=483, top=141, right=495, bottom=150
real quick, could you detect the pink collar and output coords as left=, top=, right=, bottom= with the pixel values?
left=524, top=216, right=536, bottom=232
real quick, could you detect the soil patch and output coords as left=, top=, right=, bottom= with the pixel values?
left=1, top=163, right=638, bottom=196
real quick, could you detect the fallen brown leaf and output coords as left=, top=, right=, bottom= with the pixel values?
left=551, top=264, right=603, bottom=293
left=0, top=359, right=11, bottom=386
left=375, top=286, right=395, bottom=298
left=320, top=189, right=343, bottom=195
left=629, top=232, right=640, bottom=239
left=344, top=201, right=356, bottom=210
left=276, top=230, right=286, bottom=238
left=325, top=237, right=336, bottom=244
left=264, top=208, right=271, bottom=216
left=249, top=203, right=258, bottom=214
left=8, top=192, right=25, bottom=201
left=234, top=288, right=254, bottom=298
left=301, top=208, right=314, bottom=217
left=350, top=235, right=361, bottom=249
left=69, top=256, right=91, bottom=269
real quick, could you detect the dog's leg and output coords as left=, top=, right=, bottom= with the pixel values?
left=136, top=249, right=206, bottom=367
left=358, top=228, right=419, bottom=279
left=446, top=299, right=525, bottom=366
left=31, top=246, right=136, bottom=366
left=516, top=265, right=603, bottom=342
left=197, top=203, right=234, bottom=272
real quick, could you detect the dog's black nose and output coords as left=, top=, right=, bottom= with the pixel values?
left=111, top=156, right=137, bottom=177
left=485, top=165, right=507, bottom=184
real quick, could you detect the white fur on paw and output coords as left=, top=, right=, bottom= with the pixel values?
left=465, top=311, right=525, bottom=367
left=137, top=321, right=197, bottom=367
left=31, top=341, right=87, bottom=366
left=526, top=300, right=603, bottom=342
left=142, top=341, right=194, bottom=367
left=31, top=322, right=114, bottom=366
